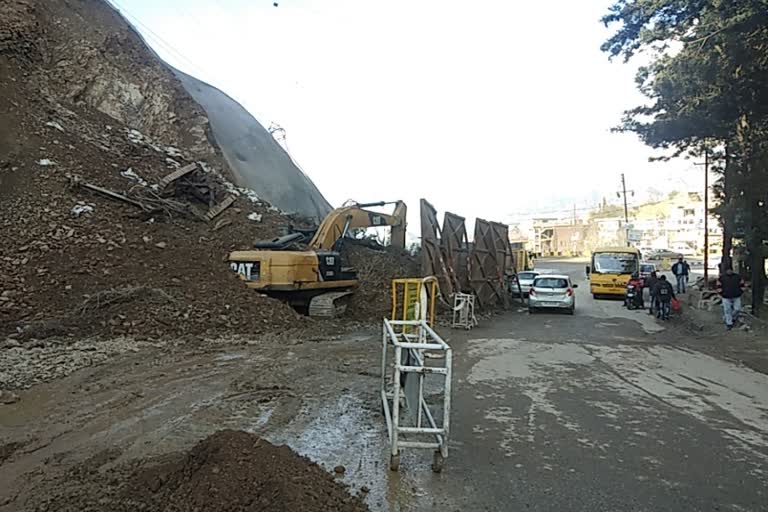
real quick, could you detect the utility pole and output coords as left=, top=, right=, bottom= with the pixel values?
left=695, top=147, right=710, bottom=285
left=618, top=173, right=632, bottom=247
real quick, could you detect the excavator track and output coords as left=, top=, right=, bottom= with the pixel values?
left=308, top=291, right=354, bottom=317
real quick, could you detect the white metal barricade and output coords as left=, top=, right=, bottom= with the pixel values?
left=381, top=319, right=452, bottom=472
left=451, top=292, right=477, bottom=330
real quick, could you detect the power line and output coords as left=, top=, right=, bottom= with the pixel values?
left=105, top=0, right=215, bottom=84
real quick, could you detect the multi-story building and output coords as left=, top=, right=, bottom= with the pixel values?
left=632, top=191, right=721, bottom=256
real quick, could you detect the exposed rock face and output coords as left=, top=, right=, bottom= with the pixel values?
left=1, top=0, right=331, bottom=218
left=22, top=0, right=216, bottom=159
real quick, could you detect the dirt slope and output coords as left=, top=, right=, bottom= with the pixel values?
left=0, top=0, right=417, bottom=341
left=0, top=0, right=330, bottom=218
left=0, top=0, right=309, bottom=338
left=23, top=430, right=369, bottom=512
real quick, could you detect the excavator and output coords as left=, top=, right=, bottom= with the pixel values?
left=229, top=200, right=407, bottom=317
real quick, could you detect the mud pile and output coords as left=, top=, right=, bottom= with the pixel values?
left=0, top=104, right=305, bottom=338
left=29, top=430, right=369, bottom=512
left=0, top=0, right=419, bottom=340
left=0, top=0, right=310, bottom=338
left=343, top=243, right=420, bottom=319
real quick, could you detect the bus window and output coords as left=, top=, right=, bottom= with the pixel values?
left=592, top=253, right=639, bottom=275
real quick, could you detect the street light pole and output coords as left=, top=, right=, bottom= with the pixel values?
left=620, top=173, right=630, bottom=247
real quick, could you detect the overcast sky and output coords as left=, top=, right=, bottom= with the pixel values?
left=113, top=0, right=704, bottom=231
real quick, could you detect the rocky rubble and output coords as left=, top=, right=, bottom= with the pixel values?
left=26, top=430, right=369, bottom=512
left=0, top=0, right=323, bottom=341
left=0, top=0, right=418, bottom=346
left=0, top=92, right=307, bottom=339
left=0, top=336, right=152, bottom=391
left=343, top=243, right=421, bottom=319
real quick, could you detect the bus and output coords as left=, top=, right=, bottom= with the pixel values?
left=588, top=247, right=641, bottom=298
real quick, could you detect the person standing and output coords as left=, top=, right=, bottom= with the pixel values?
left=671, top=256, right=691, bottom=293
left=717, top=268, right=746, bottom=330
left=645, top=271, right=659, bottom=316
left=655, top=275, right=676, bottom=320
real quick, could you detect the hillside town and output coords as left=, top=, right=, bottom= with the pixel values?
left=512, top=190, right=723, bottom=264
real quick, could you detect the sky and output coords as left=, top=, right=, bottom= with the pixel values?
left=111, top=0, right=706, bottom=233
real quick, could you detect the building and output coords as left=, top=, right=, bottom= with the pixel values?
left=631, top=191, right=721, bottom=256
left=530, top=219, right=590, bottom=256
left=594, top=217, right=627, bottom=248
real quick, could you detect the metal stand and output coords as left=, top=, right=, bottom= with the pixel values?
left=381, top=319, right=452, bottom=472
left=451, top=292, right=478, bottom=329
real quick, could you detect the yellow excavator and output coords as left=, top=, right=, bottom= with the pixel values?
left=229, top=200, right=407, bottom=316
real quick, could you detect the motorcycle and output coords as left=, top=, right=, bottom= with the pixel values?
left=625, top=283, right=644, bottom=310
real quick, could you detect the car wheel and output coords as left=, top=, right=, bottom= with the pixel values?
left=568, top=306, right=575, bottom=315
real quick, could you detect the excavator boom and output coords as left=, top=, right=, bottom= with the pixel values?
left=309, top=200, right=407, bottom=251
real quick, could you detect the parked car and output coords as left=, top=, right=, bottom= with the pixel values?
left=511, top=271, right=539, bottom=297
left=528, top=274, right=577, bottom=315
left=646, top=249, right=681, bottom=260
left=639, top=262, right=656, bottom=281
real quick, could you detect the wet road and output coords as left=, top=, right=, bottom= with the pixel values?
left=2, top=260, right=766, bottom=511
left=373, top=259, right=768, bottom=511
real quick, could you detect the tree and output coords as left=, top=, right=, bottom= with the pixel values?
left=602, top=0, right=768, bottom=314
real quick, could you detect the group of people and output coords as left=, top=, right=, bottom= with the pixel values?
left=628, top=271, right=676, bottom=320
left=625, top=256, right=746, bottom=329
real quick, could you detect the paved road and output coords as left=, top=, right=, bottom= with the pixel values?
left=371, top=259, right=768, bottom=511
left=3, top=260, right=765, bottom=511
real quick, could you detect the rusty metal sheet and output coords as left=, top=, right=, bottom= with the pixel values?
left=420, top=199, right=455, bottom=298
left=469, top=219, right=513, bottom=308
left=442, top=212, right=469, bottom=292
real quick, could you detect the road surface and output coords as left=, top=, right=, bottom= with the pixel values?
left=1, top=260, right=766, bottom=511
left=371, top=259, right=767, bottom=511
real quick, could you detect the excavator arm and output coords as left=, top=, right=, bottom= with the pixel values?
left=309, top=200, right=407, bottom=251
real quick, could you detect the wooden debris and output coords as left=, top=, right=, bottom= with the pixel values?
left=68, top=174, right=148, bottom=210
left=205, top=195, right=236, bottom=221
left=213, top=218, right=233, bottom=232
left=157, top=163, right=197, bottom=190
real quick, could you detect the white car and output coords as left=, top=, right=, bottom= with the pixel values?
left=528, top=274, right=577, bottom=315
left=510, top=271, right=539, bottom=297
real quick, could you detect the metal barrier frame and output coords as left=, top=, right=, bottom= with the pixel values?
left=451, top=292, right=478, bottom=330
left=391, top=277, right=438, bottom=327
left=381, top=319, right=452, bottom=472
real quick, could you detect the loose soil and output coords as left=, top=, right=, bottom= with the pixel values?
left=0, top=0, right=416, bottom=341
left=28, top=430, right=369, bottom=512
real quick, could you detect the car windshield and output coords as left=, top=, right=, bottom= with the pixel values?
left=593, top=253, right=639, bottom=274
left=534, top=278, right=568, bottom=288
left=518, top=272, right=537, bottom=280
left=641, top=264, right=654, bottom=273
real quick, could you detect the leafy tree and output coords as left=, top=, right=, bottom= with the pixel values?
left=602, top=0, right=768, bottom=313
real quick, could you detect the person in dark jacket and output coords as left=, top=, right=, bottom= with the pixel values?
left=654, top=275, right=676, bottom=320
left=645, top=271, right=659, bottom=315
left=671, top=257, right=691, bottom=293
left=717, top=268, right=745, bottom=330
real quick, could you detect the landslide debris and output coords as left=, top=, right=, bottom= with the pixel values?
left=0, top=0, right=310, bottom=339
left=27, top=430, right=369, bottom=512
left=0, top=0, right=419, bottom=342
left=342, top=243, right=420, bottom=319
